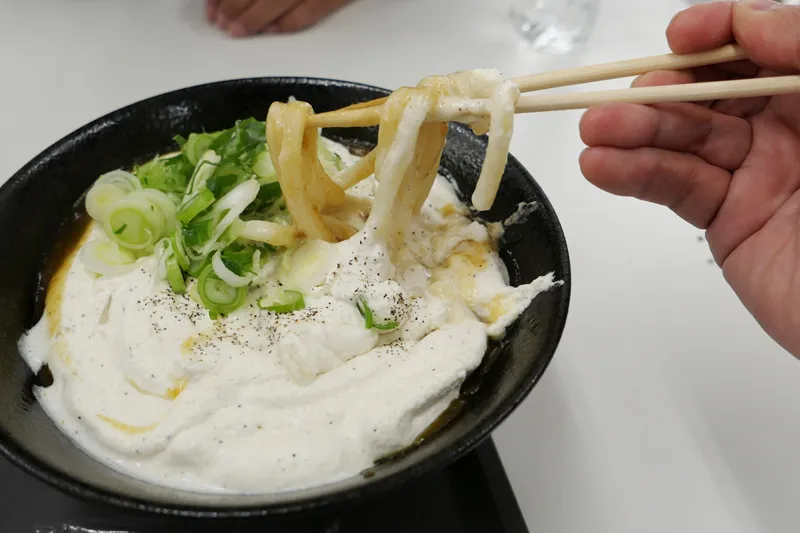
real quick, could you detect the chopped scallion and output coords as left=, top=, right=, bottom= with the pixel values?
left=170, top=230, right=190, bottom=271
left=182, top=218, right=214, bottom=248
left=221, top=244, right=256, bottom=276
left=356, top=297, right=399, bottom=331
left=182, top=132, right=219, bottom=166
left=105, top=196, right=165, bottom=251
left=135, top=156, right=191, bottom=194
left=197, top=264, right=247, bottom=316
left=165, top=254, right=186, bottom=294
left=205, top=173, right=239, bottom=198
left=257, top=290, right=305, bottom=314
left=177, top=188, right=215, bottom=224
left=187, top=254, right=212, bottom=278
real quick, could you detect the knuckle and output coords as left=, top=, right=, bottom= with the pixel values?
left=281, top=8, right=316, bottom=31
left=237, top=18, right=258, bottom=33
left=219, top=0, right=248, bottom=16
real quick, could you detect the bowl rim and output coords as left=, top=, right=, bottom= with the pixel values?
left=0, top=76, right=571, bottom=518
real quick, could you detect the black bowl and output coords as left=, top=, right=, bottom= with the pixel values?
left=0, top=78, right=570, bottom=518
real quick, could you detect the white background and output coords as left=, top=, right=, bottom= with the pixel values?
left=2, top=1, right=799, bottom=531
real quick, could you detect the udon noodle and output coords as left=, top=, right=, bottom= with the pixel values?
left=259, top=69, right=520, bottom=247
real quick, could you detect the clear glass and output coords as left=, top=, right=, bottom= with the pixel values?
left=509, top=0, right=600, bottom=54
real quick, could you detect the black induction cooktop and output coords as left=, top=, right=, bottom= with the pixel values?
left=1, top=439, right=528, bottom=533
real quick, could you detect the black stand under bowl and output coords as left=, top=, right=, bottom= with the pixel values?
left=1, top=439, right=529, bottom=533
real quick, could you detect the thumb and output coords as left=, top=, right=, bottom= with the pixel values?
left=733, top=0, right=800, bottom=72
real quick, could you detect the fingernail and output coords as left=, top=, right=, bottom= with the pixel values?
left=263, top=24, right=278, bottom=34
left=215, top=12, right=228, bottom=28
left=228, top=22, right=246, bottom=37
left=206, top=5, right=216, bottom=22
left=740, top=0, right=781, bottom=11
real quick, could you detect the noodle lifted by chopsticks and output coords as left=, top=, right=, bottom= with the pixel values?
left=264, top=69, right=520, bottom=246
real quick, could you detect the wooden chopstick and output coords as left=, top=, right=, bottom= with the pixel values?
left=307, top=44, right=749, bottom=129
left=513, top=75, right=800, bottom=113
left=514, top=43, right=747, bottom=92
left=307, top=74, right=800, bottom=128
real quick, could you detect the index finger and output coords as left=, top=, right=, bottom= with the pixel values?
left=667, top=2, right=735, bottom=54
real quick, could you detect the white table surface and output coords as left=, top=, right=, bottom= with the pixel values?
left=2, top=1, right=799, bottom=531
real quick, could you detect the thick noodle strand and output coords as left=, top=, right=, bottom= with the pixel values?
left=266, top=69, right=520, bottom=244
left=266, top=101, right=346, bottom=242
left=366, top=89, right=432, bottom=241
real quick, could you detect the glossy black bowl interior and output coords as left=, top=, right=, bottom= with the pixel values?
left=0, top=78, right=570, bottom=517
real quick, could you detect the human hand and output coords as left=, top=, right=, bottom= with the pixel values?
left=207, top=0, right=351, bottom=37
left=579, top=0, right=800, bottom=356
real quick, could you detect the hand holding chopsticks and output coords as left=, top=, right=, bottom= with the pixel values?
left=307, top=44, right=800, bottom=129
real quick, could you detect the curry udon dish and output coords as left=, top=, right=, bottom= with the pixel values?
left=19, top=70, right=559, bottom=493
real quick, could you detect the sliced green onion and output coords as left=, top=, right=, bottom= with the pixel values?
left=235, top=219, right=295, bottom=247
left=105, top=201, right=163, bottom=251
left=217, top=223, right=239, bottom=250
left=170, top=230, right=190, bottom=271
left=135, top=157, right=191, bottom=194
left=165, top=254, right=186, bottom=294
left=178, top=181, right=258, bottom=262
left=197, top=264, right=247, bottom=316
left=177, top=188, right=215, bottom=224
left=187, top=150, right=221, bottom=194
left=182, top=132, right=219, bottom=166
left=253, top=150, right=277, bottom=180
left=209, top=118, right=266, bottom=165
left=221, top=244, right=256, bottom=274
left=208, top=127, right=236, bottom=154
left=241, top=180, right=282, bottom=218
left=205, top=173, right=239, bottom=198
left=214, top=163, right=249, bottom=181
left=257, top=290, right=305, bottom=314
left=154, top=237, right=186, bottom=295
left=95, top=170, right=142, bottom=194
left=182, top=218, right=214, bottom=248
left=356, top=297, right=399, bottom=331
left=187, top=254, right=212, bottom=278
left=187, top=279, right=203, bottom=306
left=196, top=179, right=259, bottom=257
left=104, top=191, right=170, bottom=250
left=161, top=154, right=190, bottom=168
left=141, top=188, right=178, bottom=230
left=79, top=240, right=138, bottom=277
left=85, top=183, right=126, bottom=221
left=212, top=250, right=253, bottom=288
left=154, top=238, right=171, bottom=279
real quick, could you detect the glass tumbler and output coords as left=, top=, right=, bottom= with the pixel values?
left=509, top=0, right=600, bottom=54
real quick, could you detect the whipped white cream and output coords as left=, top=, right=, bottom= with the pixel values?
left=19, top=139, right=558, bottom=493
